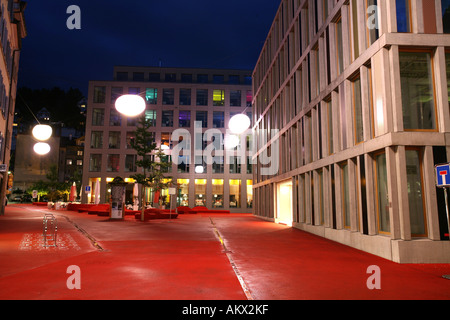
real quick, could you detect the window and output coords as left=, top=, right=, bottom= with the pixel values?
left=177, top=179, right=189, bottom=207
left=178, top=155, right=189, bottom=173
left=181, top=74, right=193, bottom=83
left=66, top=159, right=73, bottom=166
left=161, top=132, right=172, bottom=149
left=145, top=110, right=157, bottom=127
left=375, top=152, right=389, bottom=233
left=341, top=162, right=350, bottom=228
left=197, top=74, right=208, bottom=83
left=230, top=90, right=242, bottom=107
left=400, top=51, right=437, bottom=130
left=229, top=75, right=240, bottom=84
left=406, top=149, right=427, bottom=237
left=195, top=179, right=207, bottom=206
left=396, top=0, right=412, bottom=32
left=213, top=90, right=225, bottom=106
left=195, top=156, right=207, bottom=174
left=352, top=75, right=363, bottom=144
left=162, top=110, right=174, bottom=127
left=109, top=109, right=121, bottom=126
left=365, top=0, right=379, bottom=46
left=179, top=89, right=191, bottom=105
left=107, top=154, right=120, bottom=172
left=133, top=72, right=144, bottom=81
left=89, top=154, right=102, bottom=172
left=111, top=87, right=123, bottom=104
left=116, top=72, right=128, bottom=81
left=93, top=86, right=106, bottom=103
left=165, top=73, right=176, bottom=82
left=213, top=111, right=224, bottom=128
left=126, top=132, right=135, bottom=149
left=326, top=100, right=333, bottom=155
left=108, top=131, right=120, bottom=149
left=213, top=75, right=224, bottom=84
left=247, top=180, right=253, bottom=208
left=91, top=131, right=103, bottom=149
left=336, top=16, right=344, bottom=75
left=443, top=0, right=450, bottom=33
left=77, top=160, right=83, bottom=166
left=446, top=53, right=450, bottom=104
left=229, top=156, right=241, bottom=174
left=125, top=155, right=137, bottom=172
left=212, top=179, right=224, bottom=208
left=149, top=73, right=160, bottom=82
left=179, top=110, right=191, bottom=127
left=246, top=90, right=253, bottom=108
left=196, top=89, right=208, bottom=106
left=92, top=108, right=104, bottom=126
left=212, top=156, right=224, bottom=173
left=196, top=111, right=208, bottom=128
left=127, top=117, right=137, bottom=127
left=146, top=88, right=158, bottom=104
left=162, top=89, right=174, bottom=105
left=229, top=179, right=241, bottom=208
left=350, top=0, right=359, bottom=60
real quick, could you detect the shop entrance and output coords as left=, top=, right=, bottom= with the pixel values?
left=276, top=180, right=293, bottom=226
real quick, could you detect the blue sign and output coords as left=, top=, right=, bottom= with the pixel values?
left=85, top=186, right=91, bottom=193
left=436, top=164, right=450, bottom=187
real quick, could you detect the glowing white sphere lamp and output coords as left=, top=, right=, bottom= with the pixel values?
left=115, top=94, right=146, bottom=117
left=32, top=124, right=52, bottom=142
left=228, top=113, right=251, bottom=135
left=224, top=134, right=240, bottom=149
left=195, top=166, right=204, bottom=174
left=34, top=142, right=51, bottom=155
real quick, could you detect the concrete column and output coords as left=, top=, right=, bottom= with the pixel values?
left=386, top=146, right=401, bottom=239
left=395, top=146, right=412, bottom=240
left=364, top=153, right=377, bottom=235
left=423, top=146, right=441, bottom=240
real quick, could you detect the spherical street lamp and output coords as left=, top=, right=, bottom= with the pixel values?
left=115, top=94, right=146, bottom=117
left=32, top=124, right=52, bottom=142
left=33, top=142, right=51, bottom=155
left=228, top=113, right=251, bottom=135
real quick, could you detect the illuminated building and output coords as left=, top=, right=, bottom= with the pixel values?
left=82, top=66, right=254, bottom=212
left=252, top=0, right=450, bottom=262
left=0, top=0, right=26, bottom=214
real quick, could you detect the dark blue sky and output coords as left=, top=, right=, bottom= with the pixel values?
left=18, top=0, right=279, bottom=97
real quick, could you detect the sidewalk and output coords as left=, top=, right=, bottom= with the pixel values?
left=0, top=204, right=449, bottom=300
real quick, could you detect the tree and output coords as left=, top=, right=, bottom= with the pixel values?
left=27, top=164, right=70, bottom=202
left=130, top=116, right=172, bottom=221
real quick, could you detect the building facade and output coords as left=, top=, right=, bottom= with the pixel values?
left=0, top=0, right=26, bottom=214
left=82, top=66, right=254, bottom=213
left=252, top=0, right=450, bottom=263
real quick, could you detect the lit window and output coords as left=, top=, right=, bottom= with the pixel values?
left=213, top=90, right=225, bottom=106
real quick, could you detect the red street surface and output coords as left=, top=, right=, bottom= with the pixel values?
left=0, top=204, right=449, bottom=300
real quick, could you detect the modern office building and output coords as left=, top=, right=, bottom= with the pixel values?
left=0, top=0, right=26, bottom=214
left=252, top=0, right=450, bottom=263
left=82, top=66, right=254, bottom=213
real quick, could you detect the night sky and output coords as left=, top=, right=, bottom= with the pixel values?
left=18, top=0, right=280, bottom=97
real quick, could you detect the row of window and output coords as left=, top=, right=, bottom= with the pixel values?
left=93, top=86, right=253, bottom=108
left=92, top=108, right=253, bottom=129
left=255, top=0, right=449, bottom=93
left=253, top=49, right=450, bottom=183
left=255, top=148, right=428, bottom=237
left=89, top=153, right=253, bottom=175
left=115, top=71, right=252, bottom=85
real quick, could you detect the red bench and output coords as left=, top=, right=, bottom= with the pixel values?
left=190, top=206, right=230, bottom=214
left=135, top=208, right=178, bottom=221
